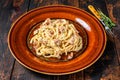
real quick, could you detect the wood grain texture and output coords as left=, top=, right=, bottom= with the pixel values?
left=0, top=0, right=119, bottom=80
left=85, top=40, right=119, bottom=80
left=0, top=0, right=15, bottom=80
left=10, top=0, right=30, bottom=22
left=11, top=61, right=54, bottom=80
left=100, top=0, right=120, bottom=80
left=105, top=0, right=120, bottom=63
left=58, top=0, right=79, bottom=7
left=29, top=0, right=59, bottom=10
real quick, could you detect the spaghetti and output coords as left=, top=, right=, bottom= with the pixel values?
left=29, top=18, right=83, bottom=59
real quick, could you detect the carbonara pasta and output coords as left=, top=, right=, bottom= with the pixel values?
left=29, top=18, right=83, bottom=59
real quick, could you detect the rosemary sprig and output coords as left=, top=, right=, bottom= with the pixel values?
left=97, top=9, right=116, bottom=29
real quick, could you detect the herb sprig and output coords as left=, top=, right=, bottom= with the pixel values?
left=97, top=9, right=116, bottom=29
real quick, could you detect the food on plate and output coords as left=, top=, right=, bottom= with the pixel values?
left=28, top=18, right=83, bottom=61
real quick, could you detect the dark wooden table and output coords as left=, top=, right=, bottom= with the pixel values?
left=0, top=0, right=120, bottom=80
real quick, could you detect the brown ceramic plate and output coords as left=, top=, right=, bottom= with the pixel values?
left=8, top=5, right=106, bottom=75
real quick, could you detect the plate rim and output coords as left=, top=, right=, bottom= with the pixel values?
left=8, top=5, right=107, bottom=75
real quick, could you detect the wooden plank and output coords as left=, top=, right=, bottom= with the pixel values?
left=100, top=0, right=120, bottom=80
left=10, top=0, right=30, bottom=22
left=84, top=40, right=119, bottom=80
left=29, top=0, right=59, bottom=10
left=11, top=61, right=54, bottom=80
left=0, top=0, right=17, bottom=80
left=52, top=71, right=84, bottom=80
left=105, top=0, right=120, bottom=63
left=58, top=0, right=79, bottom=7
left=7, top=0, right=32, bottom=80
